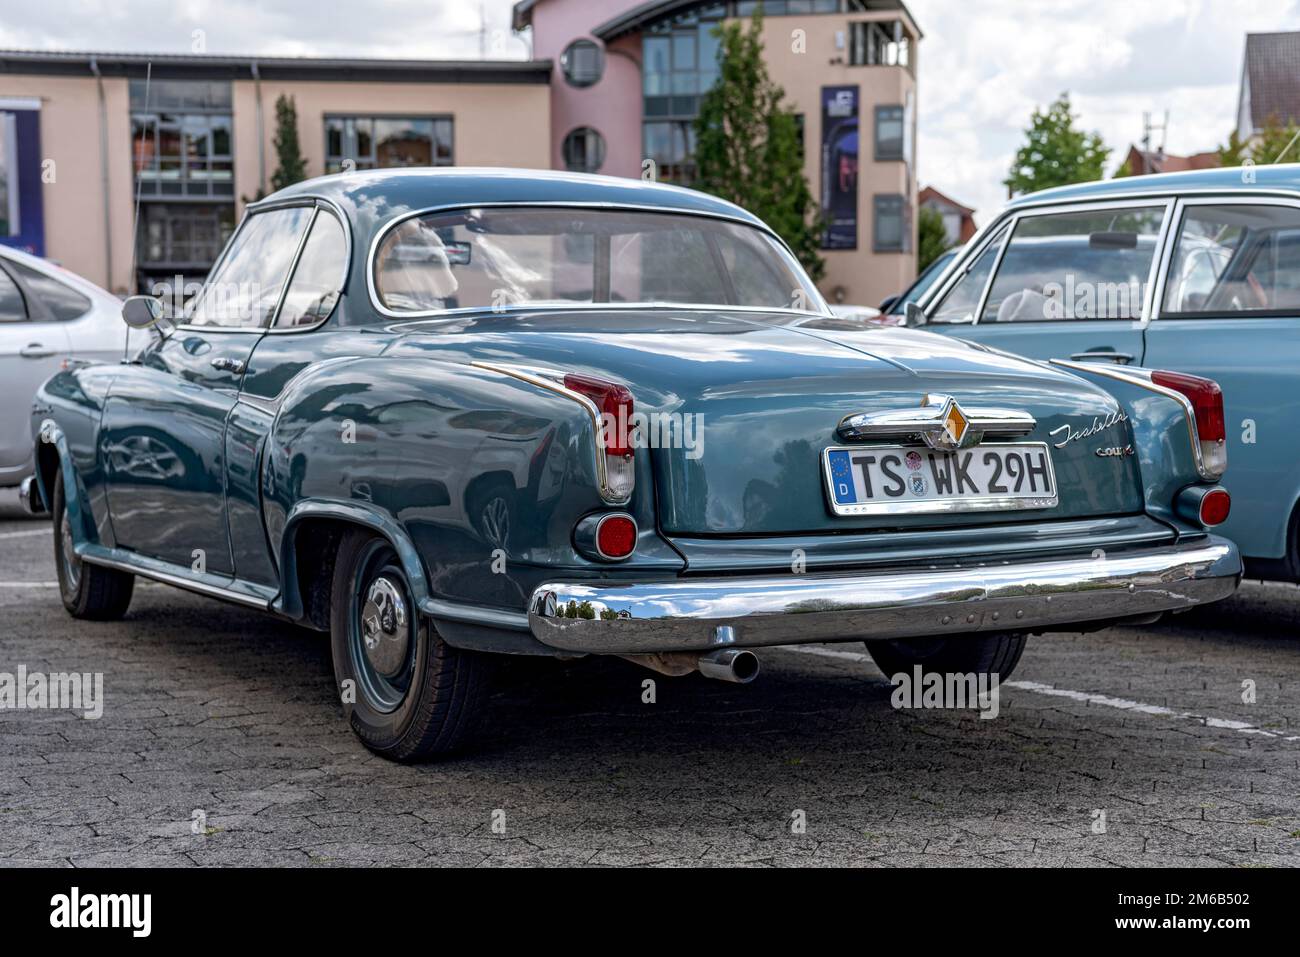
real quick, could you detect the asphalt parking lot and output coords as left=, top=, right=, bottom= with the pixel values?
left=1, top=490, right=1297, bottom=868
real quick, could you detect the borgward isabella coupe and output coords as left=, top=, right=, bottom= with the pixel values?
left=22, top=169, right=1241, bottom=760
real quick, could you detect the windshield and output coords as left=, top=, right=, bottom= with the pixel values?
left=888, top=248, right=958, bottom=314
left=373, top=206, right=822, bottom=314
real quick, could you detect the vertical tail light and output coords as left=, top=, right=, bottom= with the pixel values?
left=1152, top=370, right=1226, bottom=480
left=563, top=373, right=636, bottom=502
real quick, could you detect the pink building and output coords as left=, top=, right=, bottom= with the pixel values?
left=513, top=0, right=922, bottom=306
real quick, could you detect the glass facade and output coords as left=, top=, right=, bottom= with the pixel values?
left=130, top=80, right=234, bottom=198
left=325, top=116, right=454, bottom=173
left=641, top=1, right=914, bottom=184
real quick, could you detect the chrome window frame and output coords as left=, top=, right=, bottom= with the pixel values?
left=1149, top=193, right=1300, bottom=322
left=174, top=195, right=353, bottom=336
left=365, top=200, right=832, bottom=321
left=923, top=197, right=1176, bottom=328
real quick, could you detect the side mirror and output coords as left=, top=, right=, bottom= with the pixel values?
left=122, top=295, right=164, bottom=329
left=903, top=301, right=926, bottom=327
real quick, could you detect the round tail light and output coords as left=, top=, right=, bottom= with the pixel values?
left=1199, top=488, right=1231, bottom=527
left=594, top=513, right=637, bottom=561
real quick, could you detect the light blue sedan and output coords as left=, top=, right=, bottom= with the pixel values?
left=913, top=165, right=1300, bottom=583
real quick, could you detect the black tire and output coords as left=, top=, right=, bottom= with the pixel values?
left=865, top=633, right=1027, bottom=683
left=329, top=529, right=489, bottom=761
left=52, top=470, right=134, bottom=620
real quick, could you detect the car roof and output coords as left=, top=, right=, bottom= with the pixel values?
left=1006, top=163, right=1300, bottom=209
left=255, top=167, right=769, bottom=234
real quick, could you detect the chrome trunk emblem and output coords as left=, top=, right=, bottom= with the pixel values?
left=837, top=394, right=1036, bottom=451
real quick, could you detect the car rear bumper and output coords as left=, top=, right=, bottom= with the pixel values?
left=18, top=475, right=46, bottom=515
left=527, top=537, right=1241, bottom=655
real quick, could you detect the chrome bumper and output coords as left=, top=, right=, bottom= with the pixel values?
left=527, top=537, right=1241, bottom=655
left=18, top=475, right=46, bottom=515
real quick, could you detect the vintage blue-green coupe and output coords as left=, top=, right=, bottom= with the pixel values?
left=23, top=169, right=1241, bottom=759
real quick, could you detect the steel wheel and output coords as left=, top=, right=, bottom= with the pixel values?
left=347, top=541, right=417, bottom=713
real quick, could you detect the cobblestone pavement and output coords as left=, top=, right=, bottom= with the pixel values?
left=1, top=493, right=1298, bottom=867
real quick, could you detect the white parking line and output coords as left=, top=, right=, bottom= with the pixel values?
left=777, top=644, right=1300, bottom=743
left=0, top=581, right=59, bottom=588
left=0, top=528, right=50, bottom=540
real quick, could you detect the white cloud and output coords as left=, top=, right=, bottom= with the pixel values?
left=908, top=0, right=1300, bottom=224
left=2, top=0, right=1298, bottom=225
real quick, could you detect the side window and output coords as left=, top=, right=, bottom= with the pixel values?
left=6, top=260, right=92, bottom=320
left=929, top=224, right=1009, bottom=323
left=982, top=205, right=1165, bottom=322
left=0, top=265, right=27, bottom=322
left=276, top=211, right=347, bottom=328
left=188, top=206, right=312, bottom=328
left=1162, top=204, right=1300, bottom=316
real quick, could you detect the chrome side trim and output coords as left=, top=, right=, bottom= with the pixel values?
left=1050, top=359, right=1223, bottom=481
left=419, top=597, right=530, bottom=632
left=527, top=538, right=1241, bottom=655
left=77, top=545, right=273, bottom=610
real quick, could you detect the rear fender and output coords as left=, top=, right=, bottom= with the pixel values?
left=1052, top=361, right=1210, bottom=532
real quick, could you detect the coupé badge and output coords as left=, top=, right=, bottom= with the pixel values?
left=1095, top=445, right=1134, bottom=458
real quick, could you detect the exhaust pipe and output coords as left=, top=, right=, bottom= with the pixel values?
left=697, top=648, right=760, bottom=684
left=619, top=648, right=760, bottom=684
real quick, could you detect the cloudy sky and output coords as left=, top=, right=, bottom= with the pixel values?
left=1, top=0, right=1297, bottom=221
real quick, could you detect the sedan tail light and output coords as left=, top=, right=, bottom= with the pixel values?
left=563, top=373, right=636, bottom=502
left=1151, top=370, right=1226, bottom=480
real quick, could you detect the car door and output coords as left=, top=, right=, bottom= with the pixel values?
left=0, top=257, right=72, bottom=483
left=101, top=204, right=313, bottom=575
left=1143, top=197, right=1300, bottom=568
left=924, top=200, right=1170, bottom=366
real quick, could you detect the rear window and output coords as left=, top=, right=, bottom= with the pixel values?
left=7, top=260, right=92, bottom=320
left=373, top=206, right=820, bottom=314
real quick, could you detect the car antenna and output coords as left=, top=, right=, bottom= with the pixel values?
left=123, top=60, right=153, bottom=362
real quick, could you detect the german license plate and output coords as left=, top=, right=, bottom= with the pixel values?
left=823, top=443, right=1058, bottom=516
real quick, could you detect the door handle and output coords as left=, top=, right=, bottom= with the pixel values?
left=1070, top=351, right=1133, bottom=365
left=210, top=357, right=247, bottom=374
left=19, top=342, right=55, bottom=359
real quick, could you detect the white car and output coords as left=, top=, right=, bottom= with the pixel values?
left=828, top=303, right=882, bottom=322
left=0, top=246, right=141, bottom=486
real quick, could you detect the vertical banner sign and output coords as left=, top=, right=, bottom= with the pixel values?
left=820, top=85, right=858, bottom=250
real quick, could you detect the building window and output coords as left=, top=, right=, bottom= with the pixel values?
left=562, top=127, right=606, bottom=172
left=875, top=105, right=904, bottom=161
left=136, top=203, right=236, bottom=280
left=874, top=194, right=907, bottom=252
left=561, top=39, right=605, bottom=87
left=130, top=80, right=234, bottom=198
left=643, top=120, right=696, bottom=184
left=849, top=21, right=912, bottom=70
left=325, top=116, right=453, bottom=173
left=736, top=1, right=840, bottom=13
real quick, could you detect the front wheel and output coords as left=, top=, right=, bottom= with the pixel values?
left=329, top=529, right=490, bottom=761
left=52, top=470, right=134, bottom=620
left=865, top=633, right=1027, bottom=683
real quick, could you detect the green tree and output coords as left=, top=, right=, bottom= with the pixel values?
left=1004, top=93, right=1110, bottom=196
left=694, top=11, right=825, bottom=281
left=271, top=94, right=308, bottom=192
left=916, top=206, right=950, bottom=274
left=1220, top=114, right=1300, bottom=167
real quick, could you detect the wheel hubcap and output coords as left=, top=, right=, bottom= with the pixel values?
left=360, top=576, right=409, bottom=678
left=60, top=512, right=80, bottom=591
